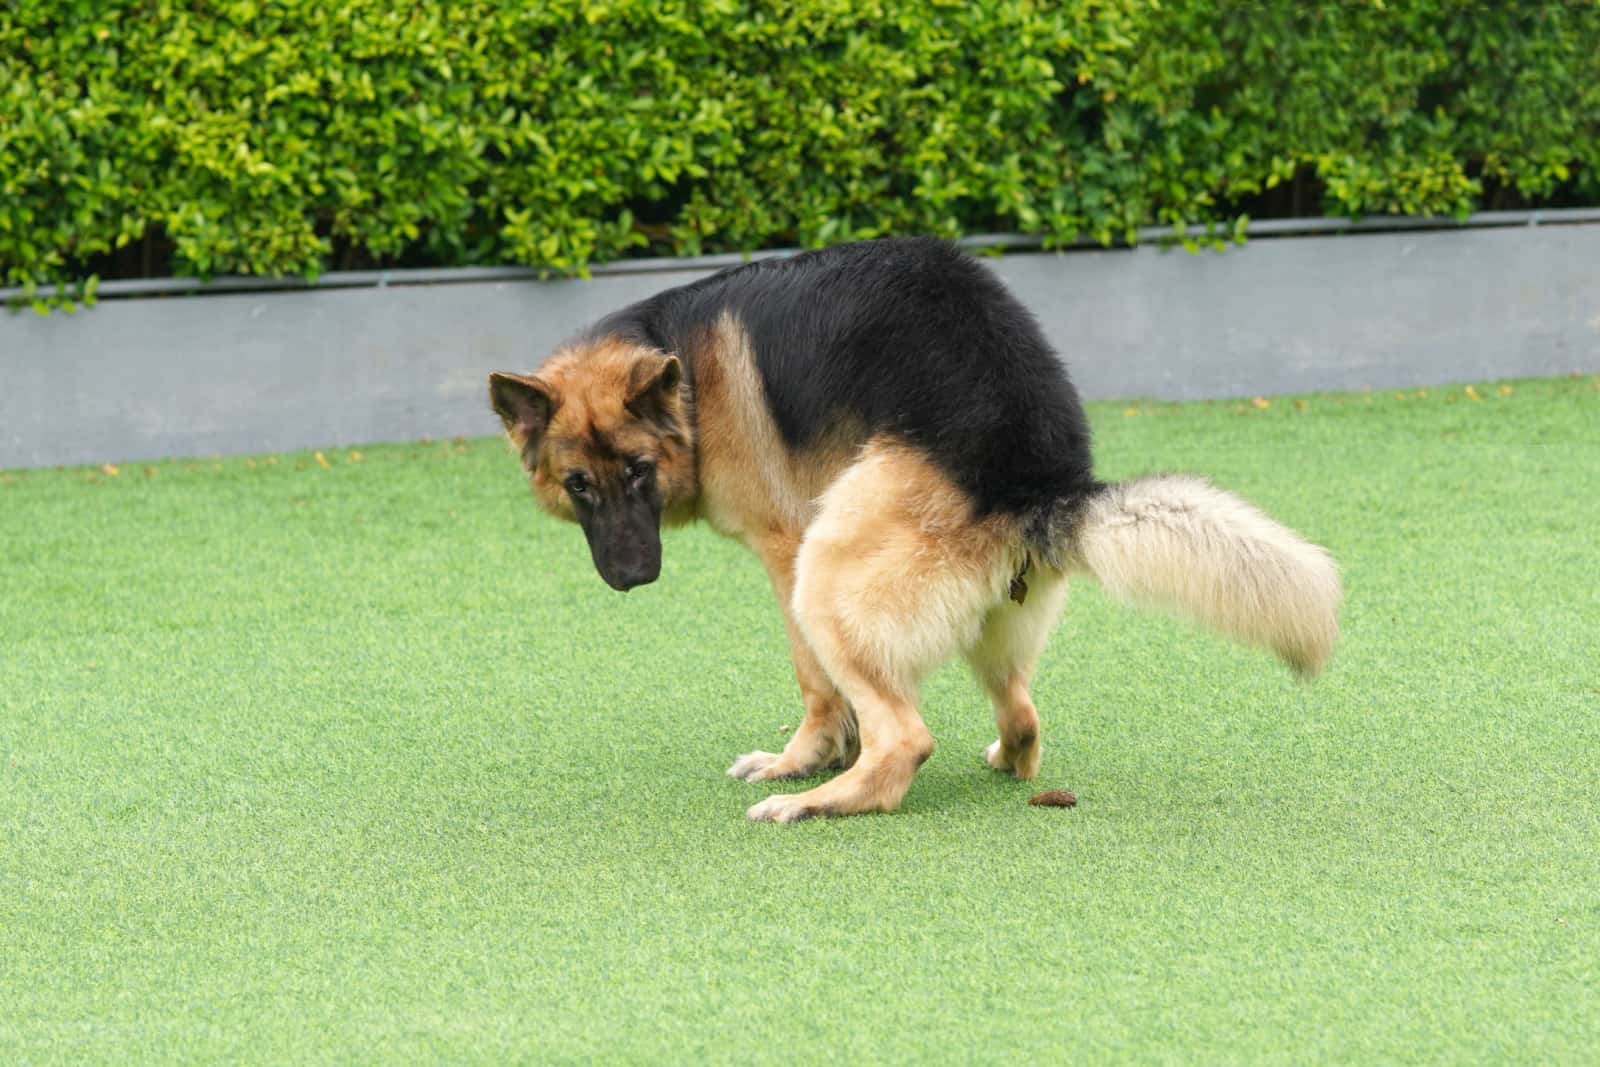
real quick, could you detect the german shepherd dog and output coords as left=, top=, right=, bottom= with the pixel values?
left=489, top=238, right=1341, bottom=822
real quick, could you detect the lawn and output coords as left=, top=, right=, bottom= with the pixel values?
left=2, top=376, right=1596, bottom=1064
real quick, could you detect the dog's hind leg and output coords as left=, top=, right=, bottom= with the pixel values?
left=727, top=532, right=859, bottom=782
left=965, top=568, right=1070, bottom=780
left=745, top=442, right=1017, bottom=822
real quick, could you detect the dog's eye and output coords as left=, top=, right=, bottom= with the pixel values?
left=624, top=461, right=653, bottom=486
left=564, top=473, right=590, bottom=497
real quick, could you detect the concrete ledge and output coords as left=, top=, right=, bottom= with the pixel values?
left=4, top=221, right=1598, bottom=469
left=8, top=206, right=1600, bottom=302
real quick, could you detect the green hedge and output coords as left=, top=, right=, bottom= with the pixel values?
left=3, top=0, right=1598, bottom=297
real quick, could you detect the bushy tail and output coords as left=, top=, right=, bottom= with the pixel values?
left=1064, top=475, right=1342, bottom=677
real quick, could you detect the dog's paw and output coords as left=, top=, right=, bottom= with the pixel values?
left=726, top=751, right=780, bottom=780
left=726, top=751, right=812, bottom=782
left=745, top=793, right=828, bottom=823
left=984, top=739, right=1041, bottom=780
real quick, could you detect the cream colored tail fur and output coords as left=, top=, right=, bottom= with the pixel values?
left=1068, top=475, right=1342, bottom=676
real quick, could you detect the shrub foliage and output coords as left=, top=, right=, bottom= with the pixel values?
left=3, top=0, right=1597, bottom=293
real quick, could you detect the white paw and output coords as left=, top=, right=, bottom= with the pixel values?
left=983, top=739, right=1041, bottom=780
left=727, top=750, right=819, bottom=782
left=745, top=794, right=825, bottom=823
left=727, top=751, right=782, bottom=781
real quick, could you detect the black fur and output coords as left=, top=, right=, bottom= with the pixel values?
left=587, top=237, right=1100, bottom=520
left=571, top=460, right=664, bottom=592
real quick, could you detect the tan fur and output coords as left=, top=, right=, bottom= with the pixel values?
left=493, top=316, right=1343, bottom=822
left=724, top=528, right=859, bottom=782
left=692, top=313, right=857, bottom=538
left=747, top=442, right=1024, bottom=821
left=506, top=339, right=699, bottom=527
left=1069, top=474, right=1342, bottom=676
left=966, top=567, right=1072, bottom=780
left=693, top=315, right=865, bottom=782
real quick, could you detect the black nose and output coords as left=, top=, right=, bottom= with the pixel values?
left=604, top=563, right=660, bottom=592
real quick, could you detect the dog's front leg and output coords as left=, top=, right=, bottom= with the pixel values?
left=726, top=533, right=858, bottom=782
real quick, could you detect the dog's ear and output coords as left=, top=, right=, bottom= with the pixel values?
left=488, top=372, right=558, bottom=452
left=624, top=353, right=682, bottom=420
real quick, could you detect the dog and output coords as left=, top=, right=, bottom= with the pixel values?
left=489, top=237, right=1342, bottom=822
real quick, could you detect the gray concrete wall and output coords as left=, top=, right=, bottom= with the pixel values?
left=3, top=223, right=1598, bottom=469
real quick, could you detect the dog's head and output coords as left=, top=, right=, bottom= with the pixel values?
left=490, top=339, right=696, bottom=591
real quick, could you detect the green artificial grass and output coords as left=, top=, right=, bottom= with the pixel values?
left=2, top=376, right=1597, bottom=1063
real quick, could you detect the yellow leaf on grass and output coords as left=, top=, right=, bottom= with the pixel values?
left=1294, top=399, right=1308, bottom=411
left=1123, top=407, right=1138, bottom=417
left=315, top=451, right=331, bottom=469
left=1464, top=385, right=1481, bottom=401
left=1251, top=396, right=1270, bottom=409
left=101, top=464, right=120, bottom=476
left=1497, top=385, right=1513, bottom=397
